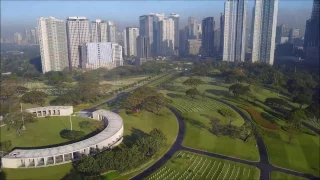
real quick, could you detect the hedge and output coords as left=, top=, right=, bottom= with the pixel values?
left=241, top=106, right=278, bottom=130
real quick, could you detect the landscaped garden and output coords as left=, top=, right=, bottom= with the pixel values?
left=146, top=151, right=260, bottom=180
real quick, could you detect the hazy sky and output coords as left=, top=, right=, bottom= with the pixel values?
left=0, top=0, right=314, bottom=39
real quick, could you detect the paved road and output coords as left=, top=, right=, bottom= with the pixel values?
left=131, top=96, right=320, bottom=180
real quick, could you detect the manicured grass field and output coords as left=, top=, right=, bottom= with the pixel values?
left=264, top=129, right=320, bottom=176
left=164, top=91, right=259, bottom=161
left=147, top=73, right=177, bottom=87
left=112, top=108, right=179, bottom=179
left=270, top=171, right=307, bottom=180
left=146, top=151, right=260, bottom=180
left=0, top=116, right=94, bottom=148
left=2, top=163, right=72, bottom=180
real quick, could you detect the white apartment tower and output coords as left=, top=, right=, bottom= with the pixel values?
left=223, top=0, right=247, bottom=62
left=107, top=21, right=117, bottom=43
left=169, top=13, right=179, bottom=49
left=125, top=27, right=139, bottom=56
left=38, top=17, right=69, bottom=74
left=91, top=19, right=107, bottom=42
left=66, top=17, right=90, bottom=68
left=14, top=32, right=22, bottom=45
left=80, top=42, right=123, bottom=70
left=251, top=0, right=278, bottom=65
left=158, top=18, right=175, bottom=56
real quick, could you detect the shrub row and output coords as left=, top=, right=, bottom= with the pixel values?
left=241, top=106, right=278, bottom=130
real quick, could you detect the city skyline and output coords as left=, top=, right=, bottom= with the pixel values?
left=1, top=1, right=314, bottom=39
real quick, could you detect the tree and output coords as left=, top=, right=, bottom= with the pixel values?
left=292, top=93, right=312, bottom=109
left=210, top=117, right=222, bottom=136
left=0, top=140, right=12, bottom=152
left=76, top=155, right=101, bottom=175
left=229, top=83, right=250, bottom=97
left=185, top=88, right=200, bottom=99
left=144, top=95, right=168, bottom=114
left=265, top=98, right=288, bottom=109
left=20, top=91, right=48, bottom=106
left=305, top=103, right=320, bottom=122
left=240, top=121, right=253, bottom=142
left=182, top=78, right=204, bottom=88
left=3, top=111, right=36, bottom=135
left=286, top=109, right=306, bottom=134
left=60, top=129, right=85, bottom=141
left=218, top=108, right=236, bottom=125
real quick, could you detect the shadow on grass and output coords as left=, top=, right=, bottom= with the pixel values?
left=205, top=89, right=230, bottom=97
left=184, top=117, right=208, bottom=131
left=122, top=128, right=149, bottom=148
left=261, top=112, right=277, bottom=123
left=163, top=85, right=183, bottom=92
left=167, top=93, right=184, bottom=99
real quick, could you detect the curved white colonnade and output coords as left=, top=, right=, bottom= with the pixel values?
left=1, top=109, right=123, bottom=168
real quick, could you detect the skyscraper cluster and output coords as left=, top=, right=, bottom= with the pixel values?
left=304, top=0, right=319, bottom=63
left=38, top=16, right=123, bottom=74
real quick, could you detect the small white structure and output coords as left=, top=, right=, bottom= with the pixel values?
left=1, top=110, right=123, bottom=168
left=25, top=106, right=73, bottom=117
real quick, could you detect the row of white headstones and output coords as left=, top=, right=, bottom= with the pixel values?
left=148, top=152, right=251, bottom=180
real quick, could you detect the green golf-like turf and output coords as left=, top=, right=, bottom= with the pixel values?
left=271, top=171, right=307, bottom=180
left=146, top=150, right=260, bottom=180
left=0, top=116, right=95, bottom=148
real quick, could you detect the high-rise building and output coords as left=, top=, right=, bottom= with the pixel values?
left=251, top=0, right=278, bottom=65
left=126, top=27, right=139, bottom=56
left=25, top=29, right=32, bottom=44
left=139, top=15, right=154, bottom=53
left=169, top=13, right=179, bottom=50
left=201, top=17, right=215, bottom=57
left=197, top=23, right=202, bottom=39
left=137, top=36, right=151, bottom=58
left=223, top=0, right=247, bottom=62
left=214, top=28, right=221, bottom=53
left=304, top=0, right=319, bottom=63
left=123, top=29, right=127, bottom=56
left=38, top=17, right=69, bottom=74
left=150, top=13, right=165, bottom=55
left=35, top=26, right=39, bottom=44
left=107, top=21, right=117, bottom=43
left=186, top=39, right=201, bottom=55
left=30, top=29, right=37, bottom=44
left=158, top=18, right=175, bottom=56
left=179, top=27, right=188, bottom=56
left=289, top=28, right=300, bottom=43
left=80, top=42, right=123, bottom=70
left=14, top=32, right=22, bottom=45
left=188, top=17, right=197, bottom=39
left=91, top=19, right=107, bottom=42
left=219, top=13, right=225, bottom=54
left=276, top=24, right=290, bottom=44
left=66, top=16, right=90, bottom=68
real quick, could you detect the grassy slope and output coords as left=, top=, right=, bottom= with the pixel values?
left=164, top=77, right=259, bottom=161
left=271, top=171, right=308, bottom=180
left=0, top=116, right=94, bottom=148
left=264, top=130, right=320, bottom=176
left=113, top=108, right=179, bottom=179
left=147, top=150, right=260, bottom=180
left=2, top=163, right=72, bottom=180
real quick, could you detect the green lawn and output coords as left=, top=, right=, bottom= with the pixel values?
left=264, top=129, right=320, bottom=176
left=0, top=116, right=94, bottom=148
left=146, top=150, right=260, bottom=180
left=163, top=83, right=259, bottom=161
left=2, top=163, right=72, bottom=180
left=112, top=108, right=178, bottom=179
left=270, top=171, right=307, bottom=180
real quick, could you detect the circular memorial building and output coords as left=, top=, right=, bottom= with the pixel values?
left=1, top=109, right=124, bottom=168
